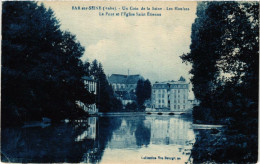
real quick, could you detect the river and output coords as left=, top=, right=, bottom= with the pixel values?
left=2, top=114, right=196, bottom=163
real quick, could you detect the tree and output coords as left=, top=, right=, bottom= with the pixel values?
left=181, top=2, right=258, bottom=124
left=89, top=60, right=122, bottom=112
left=181, top=2, right=258, bottom=162
left=2, top=1, right=95, bottom=126
left=143, top=80, right=152, bottom=100
left=136, top=79, right=151, bottom=109
left=125, top=102, right=138, bottom=112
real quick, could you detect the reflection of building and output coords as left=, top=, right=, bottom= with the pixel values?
left=144, top=116, right=193, bottom=145
left=86, top=117, right=97, bottom=139
left=76, top=76, right=98, bottom=114
left=108, top=74, right=144, bottom=105
left=108, top=119, right=138, bottom=149
left=151, top=76, right=189, bottom=111
left=79, top=117, right=100, bottom=164
left=75, top=117, right=97, bottom=141
left=106, top=116, right=194, bottom=150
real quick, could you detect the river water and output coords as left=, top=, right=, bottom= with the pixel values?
left=1, top=114, right=195, bottom=163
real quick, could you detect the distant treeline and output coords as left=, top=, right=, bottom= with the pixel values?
left=1, top=2, right=121, bottom=126
left=181, top=2, right=258, bottom=162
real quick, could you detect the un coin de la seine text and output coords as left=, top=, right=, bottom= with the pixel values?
left=71, top=6, right=190, bottom=17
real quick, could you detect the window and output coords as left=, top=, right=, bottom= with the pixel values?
left=162, top=94, right=164, bottom=98
left=174, top=100, right=176, bottom=103
left=183, top=105, right=185, bottom=109
left=178, top=100, right=180, bottom=103
left=183, top=100, right=185, bottom=103
left=159, top=100, right=161, bottom=103
left=174, top=105, right=176, bottom=109
left=162, top=99, right=164, bottom=103
left=178, top=105, right=180, bottom=109
left=178, top=90, right=180, bottom=93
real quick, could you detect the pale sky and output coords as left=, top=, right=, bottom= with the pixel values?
left=43, top=2, right=197, bottom=91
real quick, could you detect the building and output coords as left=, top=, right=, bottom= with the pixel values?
left=108, top=74, right=144, bottom=105
left=108, top=74, right=144, bottom=92
left=76, top=76, right=98, bottom=114
left=151, top=76, right=189, bottom=111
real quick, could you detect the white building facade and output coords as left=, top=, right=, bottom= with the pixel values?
left=151, top=76, right=189, bottom=111
left=76, top=76, right=98, bottom=114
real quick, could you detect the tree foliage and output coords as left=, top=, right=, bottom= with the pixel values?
left=88, top=60, right=122, bottom=112
left=2, top=2, right=95, bottom=126
left=125, top=102, right=138, bottom=112
left=181, top=1, right=258, bottom=126
left=181, top=2, right=259, bottom=162
left=136, top=79, right=151, bottom=109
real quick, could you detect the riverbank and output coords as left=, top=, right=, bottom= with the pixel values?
left=98, top=111, right=191, bottom=116
left=98, top=112, right=146, bottom=116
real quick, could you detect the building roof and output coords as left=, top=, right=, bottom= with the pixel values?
left=179, top=76, right=186, bottom=81
left=152, top=76, right=188, bottom=89
left=125, top=75, right=143, bottom=84
left=108, top=74, right=143, bottom=84
left=108, top=74, right=128, bottom=84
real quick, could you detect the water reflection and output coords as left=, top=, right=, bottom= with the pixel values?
left=147, top=116, right=194, bottom=145
left=1, top=115, right=195, bottom=163
left=103, top=116, right=195, bottom=163
left=75, top=117, right=97, bottom=141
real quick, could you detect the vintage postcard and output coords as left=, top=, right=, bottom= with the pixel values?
left=1, top=1, right=259, bottom=163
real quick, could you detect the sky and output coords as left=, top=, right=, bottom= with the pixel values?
left=43, top=2, right=197, bottom=86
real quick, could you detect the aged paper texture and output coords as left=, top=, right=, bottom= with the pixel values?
left=1, top=1, right=259, bottom=163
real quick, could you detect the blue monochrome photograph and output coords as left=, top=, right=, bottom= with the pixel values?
left=1, top=1, right=259, bottom=163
